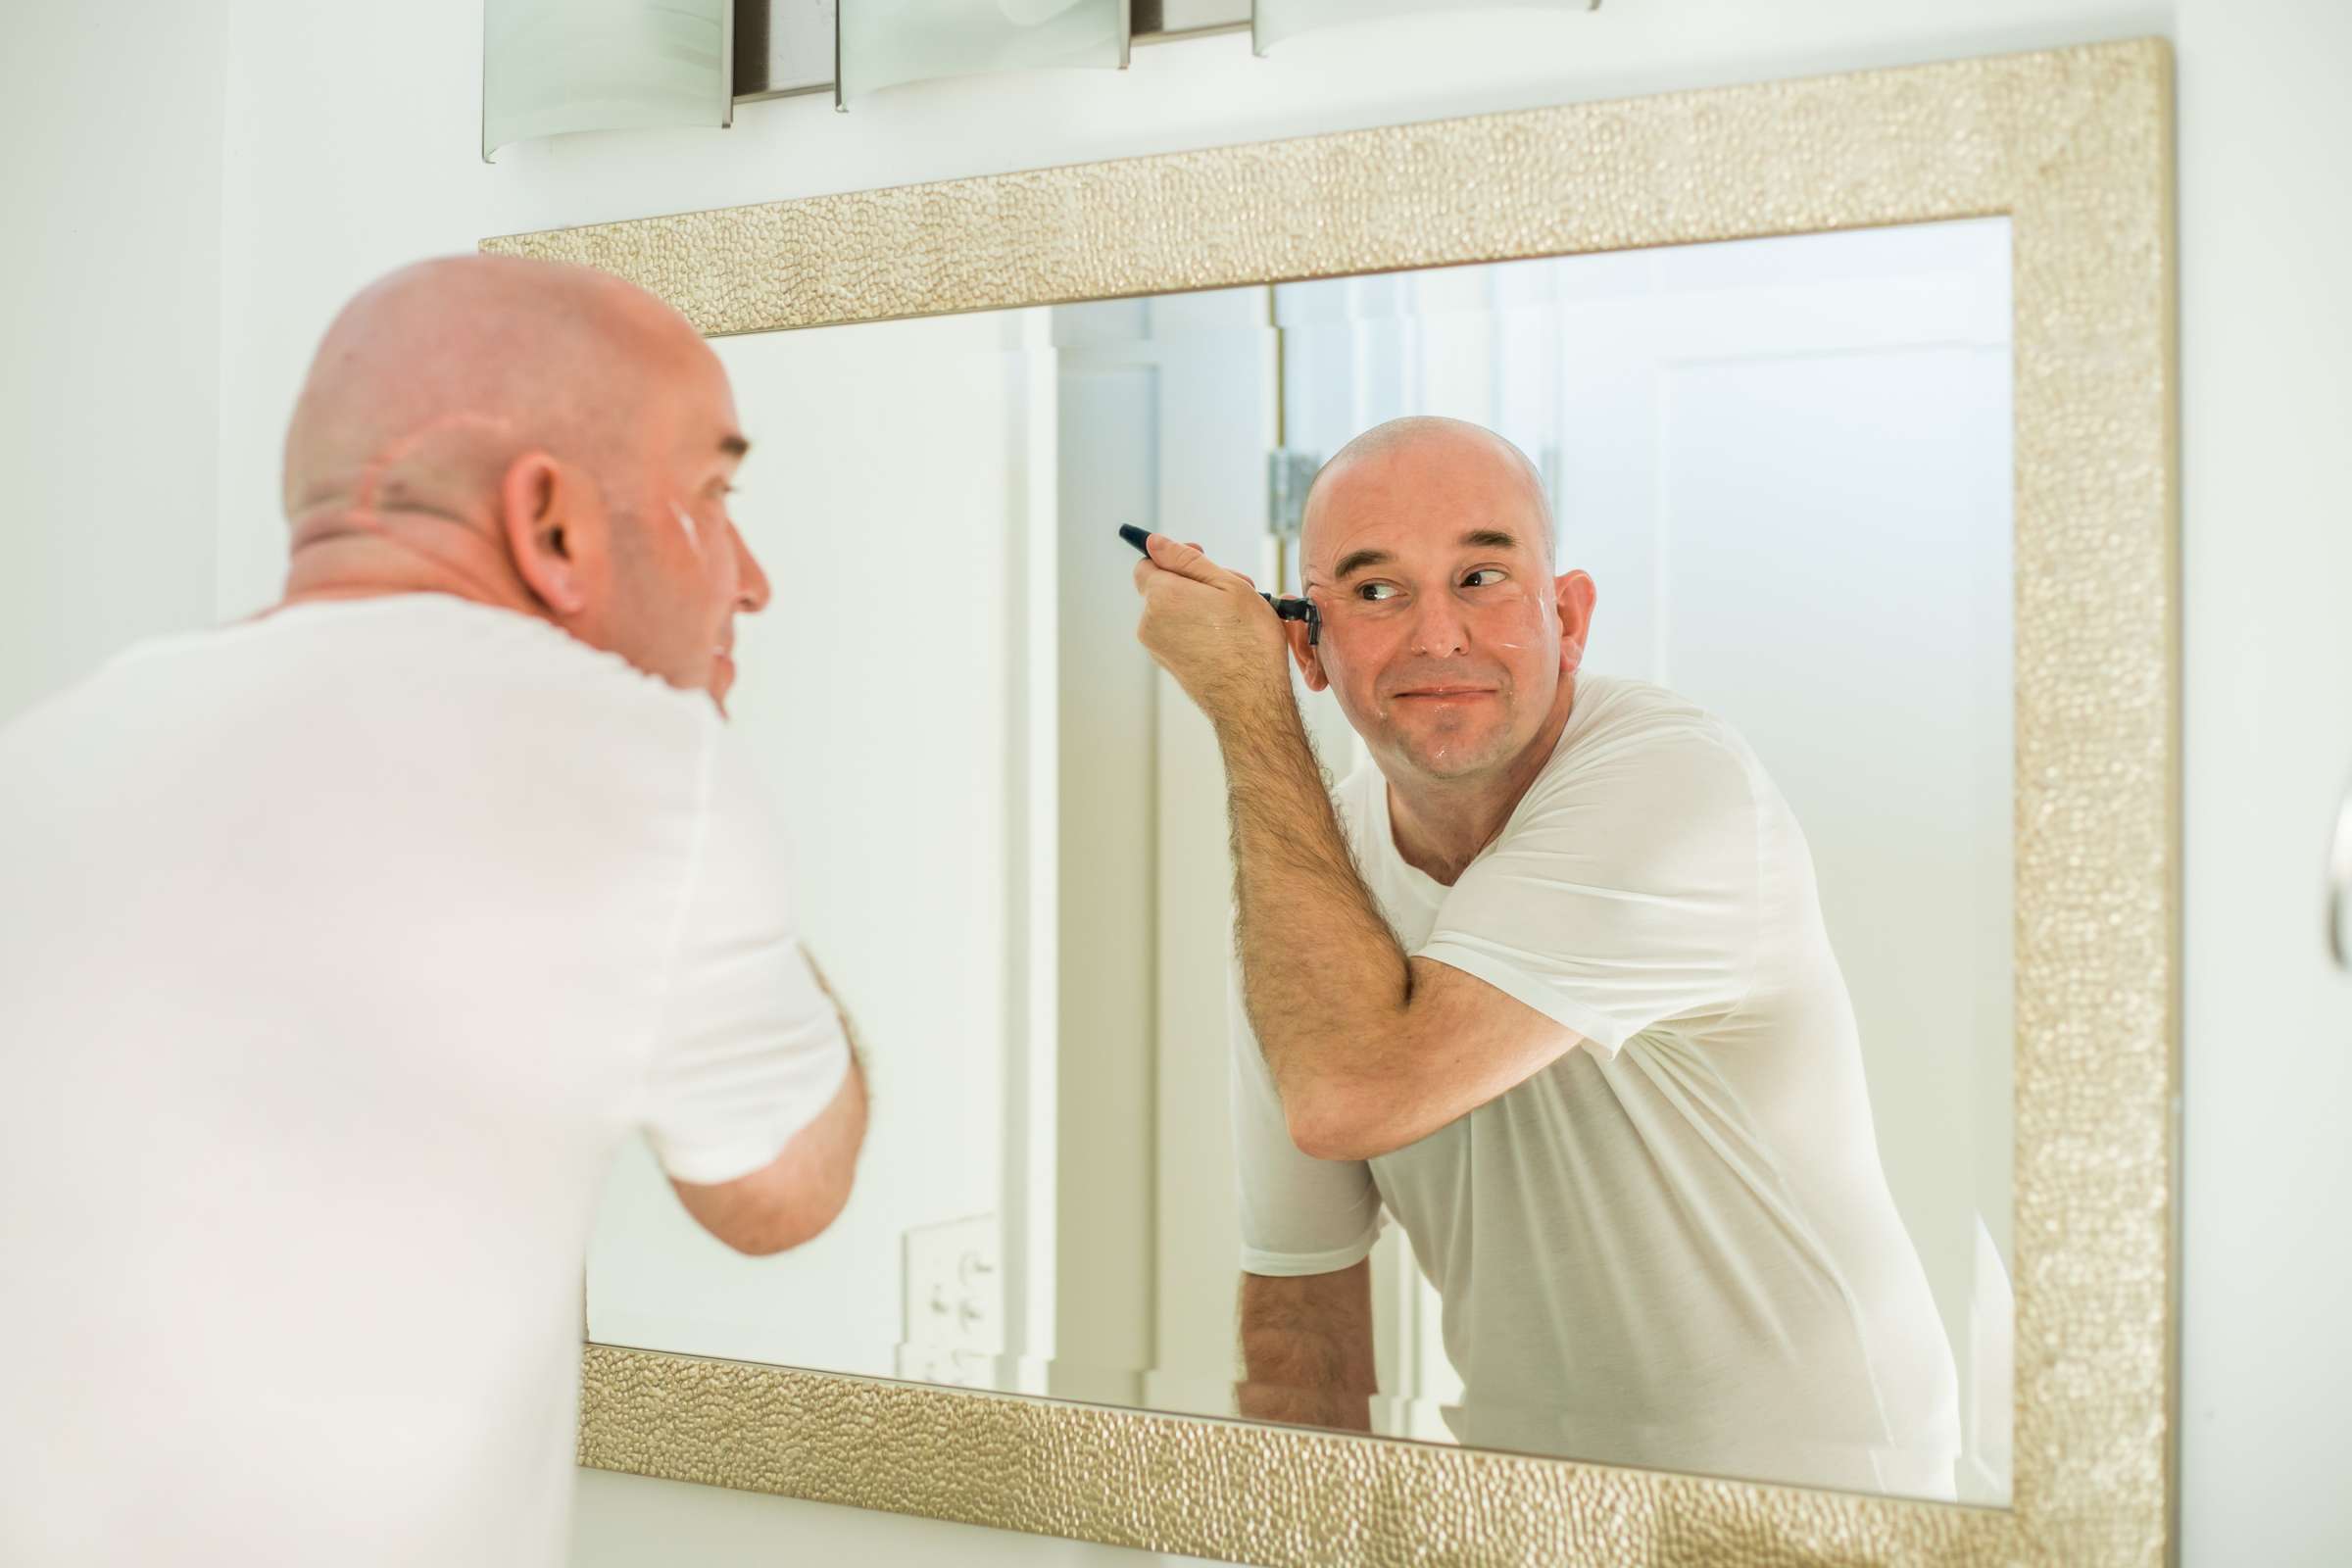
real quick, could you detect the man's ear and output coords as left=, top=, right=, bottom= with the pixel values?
left=1286, top=616, right=1329, bottom=692
left=1554, top=569, right=1597, bottom=674
left=500, top=452, right=605, bottom=619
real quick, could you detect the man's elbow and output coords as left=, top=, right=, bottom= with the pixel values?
left=716, top=1061, right=869, bottom=1252
left=674, top=1129, right=863, bottom=1256
left=1281, top=1083, right=1400, bottom=1163
left=715, top=1224, right=801, bottom=1258
left=715, top=1209, right=831, bottom=1257
left=714, top=1172, right=856, bottom=1256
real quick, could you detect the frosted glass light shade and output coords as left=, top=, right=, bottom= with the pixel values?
left=483, top=0, right=732, bottom=163
left=838, top=0, right=1129, bottom=108
left=736, top=0, right=840, bottom=97
left=1253, top=0, right=1590, bottom=56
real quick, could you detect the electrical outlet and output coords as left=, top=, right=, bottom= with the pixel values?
left=901, top=1212, right=1001, bottom=1377
left=892, top=1345, right=997, bottom=1388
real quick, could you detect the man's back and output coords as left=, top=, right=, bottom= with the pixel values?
left=0, top=594, right=848, bottom=1565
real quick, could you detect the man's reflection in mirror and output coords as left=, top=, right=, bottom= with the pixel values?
left=1129, top=416, right=1964, bottom=1496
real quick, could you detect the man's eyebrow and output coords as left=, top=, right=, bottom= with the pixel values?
left=719, top=433, right=751, bottom=459
left=1328, top=531, right=1523, bottom=579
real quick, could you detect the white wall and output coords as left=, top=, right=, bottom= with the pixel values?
left=1053, top=306, right=1171, bottom=1412
left=569, top=1466, right=1216, bottom=1565
left=0, top=2, right=225, bottom=725
left=3, top=0, right=2345, bottom=1562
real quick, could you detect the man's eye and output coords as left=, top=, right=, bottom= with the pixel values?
left=1356, top=582, right=1399, bottom=603
left=1463, top=567, right=1506, bottom=588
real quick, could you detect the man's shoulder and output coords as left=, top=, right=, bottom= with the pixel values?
left=1530, top=675, right=1767, bottom=818
left=9, top=595, right=720, bottom=773
left=1556, top=676, right=1750, bottom=765
left=305, top=594, right=719, bottom=741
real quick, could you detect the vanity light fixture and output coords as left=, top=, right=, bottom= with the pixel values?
left=835, top=0, right=1132, bottom=111
left=487, top=2, right=1605, bottom=139
left=481, top=0, right=734, bottom=162
left=1251, top=0, right=1600, bottom=59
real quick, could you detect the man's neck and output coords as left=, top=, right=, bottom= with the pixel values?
left=1383, top=676, right=1578, bottom=886
left=271, top=509, right=538, bottom=620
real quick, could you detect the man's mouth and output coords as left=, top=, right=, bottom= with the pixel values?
left=1394, top=686, right=1496, bottom=700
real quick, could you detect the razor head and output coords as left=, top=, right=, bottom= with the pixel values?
left=1264, top=594, right=1322, bottom=646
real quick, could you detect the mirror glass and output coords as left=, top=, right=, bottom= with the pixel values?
left=584, top=218, right=2016, bottom=1504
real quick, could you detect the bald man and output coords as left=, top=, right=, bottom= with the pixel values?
left=1131, top=416, right=1960, bottom=1496
left=0, top=256, right=864, bottom=1564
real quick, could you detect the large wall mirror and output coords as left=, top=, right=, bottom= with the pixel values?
left=491, top=38, right=2174, bottom=1566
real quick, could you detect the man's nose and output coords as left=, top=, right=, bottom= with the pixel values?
left=1408, top=593, right=1470, bottom=657
left=732, top=524, right=772, bottom=614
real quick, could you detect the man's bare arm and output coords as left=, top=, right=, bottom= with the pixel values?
left=670, top=953, right=870, bottom=1255
left=670, top=1057, right=865, bottom=1255
left=1130, top=535, right=1580, bottom=1161
left=1212, top=692, right=1580, bottom=1161
left=1235, top=1260, right=1376, bottom=1432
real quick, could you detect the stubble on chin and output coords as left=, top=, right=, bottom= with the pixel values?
left=1386, top=710, right=1518, bottom=781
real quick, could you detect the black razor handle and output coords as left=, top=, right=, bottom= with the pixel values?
left=1118, top=525, right=1320, bottom=644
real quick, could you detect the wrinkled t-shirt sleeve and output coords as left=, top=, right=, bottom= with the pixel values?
left=1414, top=723, right=1762, bottom=1059
left=1229, top=958, right=1385, bottom=1276
left=641, top=722, right=854, bottom=1186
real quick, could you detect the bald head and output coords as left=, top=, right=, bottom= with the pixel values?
left=1301, top=416, right=1553, bottom=573
left=283, top=254, right=712, bottom=531
left=275, top=253, right=767, bottom=708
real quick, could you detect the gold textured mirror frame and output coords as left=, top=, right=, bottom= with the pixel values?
left=486, top=38, right=2177, bottom=1566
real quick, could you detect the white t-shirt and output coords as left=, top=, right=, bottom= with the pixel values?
left=1231, top=674, right=1961, bottom=1496
left=0, top=595, right=851, bottom=1566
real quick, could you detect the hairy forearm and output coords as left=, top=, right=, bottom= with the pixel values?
left=1235, top=1262, right=1376, bottom=1432
left=1214, top=687, right=1419, bottom=1153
